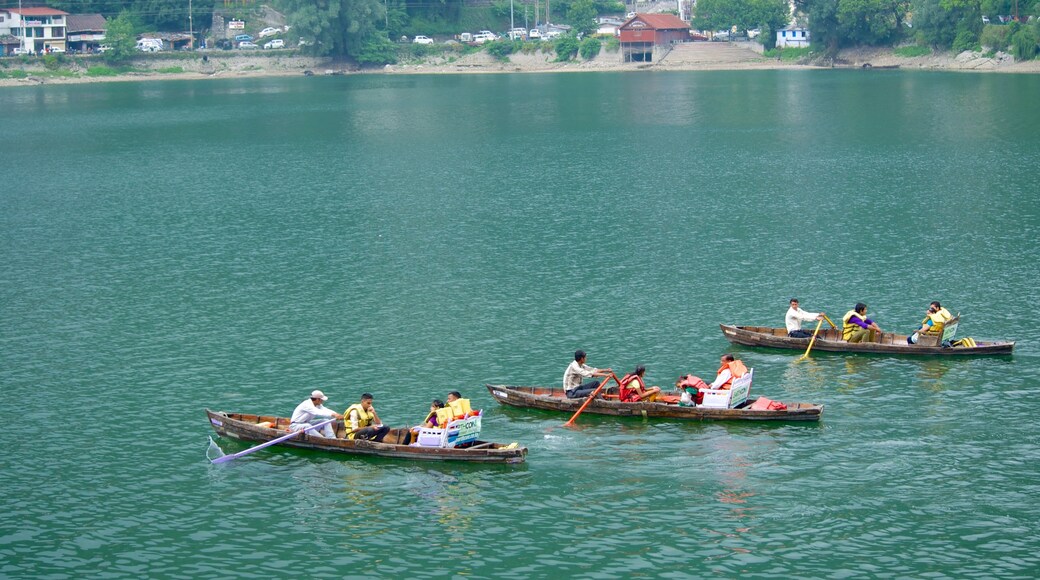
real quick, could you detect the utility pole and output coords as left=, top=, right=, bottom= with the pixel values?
left=188, top=0, right=194, bottom=48
left=510, top=0, right=514, bottom=35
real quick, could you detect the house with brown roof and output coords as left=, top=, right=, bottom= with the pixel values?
left=66, top=13, right=107, bottom=53
left=0, top=7, right=68, bottom=54
left=618, top=13, right=691, bottom=63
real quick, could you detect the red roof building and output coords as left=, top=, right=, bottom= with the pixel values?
left=618, top=13, right=691, bottom=63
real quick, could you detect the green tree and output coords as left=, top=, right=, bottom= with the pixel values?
left=282, top=0, right=385, bottom=58
left=553, top=35, right=580, bottom=61
left=102, top=11, right=137, bottom=63
left=566, top=0, right=598, bottom=35
left=356, top=35, right=398, bottom=64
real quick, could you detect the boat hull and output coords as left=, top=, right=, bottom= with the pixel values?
left=720, top=324, right=1014, bottom=356
left=205, top=410, right=527, bottom=463
left=485, top=385, right=822, bottom=422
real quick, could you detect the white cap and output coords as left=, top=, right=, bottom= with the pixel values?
left=310, top=390, right=328, bottom=401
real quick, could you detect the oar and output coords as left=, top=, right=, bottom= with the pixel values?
left=210, top=418, right=336, bottom=464
left=822, top=314, right=837, bottom=329
left=797, top=319, right=824, bottom=361
left=563, top=373, right=619, bottom=428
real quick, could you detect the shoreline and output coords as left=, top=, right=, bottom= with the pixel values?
left=2, top=44, right=1038, bottom=87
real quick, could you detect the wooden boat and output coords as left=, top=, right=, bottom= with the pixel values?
left=484, top=384, right=823, bottom=422
left=205, top=410, right=527, bottom=464
left=720, top=322, right=1015, bottom=356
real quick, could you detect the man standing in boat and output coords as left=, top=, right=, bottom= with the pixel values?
left=785, top=298, right=826, bottom=338
left=563, top=350, right=613, bottom=399
left=289, top=390, right=343, bottom=438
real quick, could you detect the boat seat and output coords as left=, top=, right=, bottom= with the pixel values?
left=699, top=369, right=753, bottom=409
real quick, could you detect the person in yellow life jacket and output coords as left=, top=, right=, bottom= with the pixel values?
left=842, top=303, right=882, bottom=343
left=908, top=301, right=953, bottom=344
left=410, top=399, right=445, bottom=438
left=618, top=365, right=661, bottom=402
left=344, top=393, right=390, bottom=441
left=708, top=354, right=749, bottom=390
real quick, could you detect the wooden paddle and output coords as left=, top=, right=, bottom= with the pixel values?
left=563, top=372, right=620, bottom=428
left=797, top=319, right=825, bottom=361
left=822, top=314, right=837, bottom=329
left=210, top=418, right=336, bottom=464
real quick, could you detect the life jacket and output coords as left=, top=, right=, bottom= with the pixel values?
left=921, top=307, right=953, bottom=335
left=714, top=360, right=748, bottom=390
left=447, top=398, right=472, bottom=419
left=618, top=373, right=643, bottom=402
left=842, top=310, right=866, bottom=340
left=344, top=403, right=375, bottom=439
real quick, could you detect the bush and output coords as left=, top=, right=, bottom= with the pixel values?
left=0, top=69, right=30, bottom=79
left=604, top=36, right=620, bottom=52
left=952, top=29, right=980, bottom=53
left=980, top=24, right=1011, bottom=50
left=1010, top=27, right=1039, bottom=60
left=357, top=37, right=399, bottom=65
left=42, top=54, right=64, bottom=70
left=553, top=35, right=580, bottom=62
left=579, top=36, right=601, bottom=60
left=484, top=39, right=517, bottom=60
left=156, top=66, right=184, bottom=73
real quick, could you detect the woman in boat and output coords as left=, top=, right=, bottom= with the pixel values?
left=842, top=303, right=882, bottom=343
left=618, top=365, right=660, bottom=402
left=908, top=301, right=953, bottom=344
left=708, top=355, right=748, bottom=390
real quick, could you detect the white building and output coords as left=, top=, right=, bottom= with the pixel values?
left=0, top=6, right=68, bottom=54
left=776, top=26, right=809, bottom=48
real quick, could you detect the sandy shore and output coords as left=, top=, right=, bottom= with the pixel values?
left=2, top=44, right=1038, bottom=88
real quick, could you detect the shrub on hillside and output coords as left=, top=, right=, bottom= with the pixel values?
left=952, top=29, right=980, bottom=53
left=579, top=36, right=601, bottom=60
left=1010, top=27, right=1039, bottom=60
left=357, top=37, right=398, bottom=65
left=980, top=24, right=1011, bottom=51
left=553, top=35, right=579, bottom=62
left=484, top=40, right=517, bottom=60
left=604, top=36, right=620, bottom=52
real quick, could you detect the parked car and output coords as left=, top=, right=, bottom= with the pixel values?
left=477, top=30, right=499, bottom=40
left=258, top=27, right=281, bottom=39
left=13, top=47, right=32, bottom=55
left=97, top=45, right=112, bottom=53
left=473, top=32, right=496, bottom=44
left=508, top=27, right=526, bottom=40
left=412, top=35, right=434, bottom=44
left=542, top=30, right=562, bottom=40
left=748, top=28, right=761, bottom=38
left=47, top=46, right=65, bottom=53
left=234, top=34, right=254, bottom=43
left=263, top=39, right=284, bottom=49
left=528, top=29, right=542, bottom=39
left=238, top=41, right=259, bottom=50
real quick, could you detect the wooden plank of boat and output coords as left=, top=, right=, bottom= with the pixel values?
left=720, top=324, right=1015, bottom=356
left=205, top=410, right=527, bottom=464
left=484, top=385, right=822, bottom=422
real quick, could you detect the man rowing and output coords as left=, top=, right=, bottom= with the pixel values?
left=563, top=349, right=613, bottom=399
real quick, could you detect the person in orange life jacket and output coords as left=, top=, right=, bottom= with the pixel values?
left=618, top=365, right=661, bottom=402
left=563, top=349, right=614, bottom=398
left=344, top=393, right=390, bottom=441
left=708, top=354, right=748, bottom=390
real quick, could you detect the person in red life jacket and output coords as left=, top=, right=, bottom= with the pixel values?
left=618, top=365, right=661, bottom=402
left=708, top=354, right=748, bottom=390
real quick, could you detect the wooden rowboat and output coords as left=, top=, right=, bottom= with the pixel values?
left=720, top=324, right=1015, bottom=356
left=205, top=410, right=527, bottom=464
left=484, top=385, right=823, bottom=422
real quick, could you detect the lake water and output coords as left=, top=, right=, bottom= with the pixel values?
left=2, top=70, right=1039, bottom=578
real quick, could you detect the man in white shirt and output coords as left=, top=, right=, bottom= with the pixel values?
left=563, top=350, right=613, bottom=399
left=786, top=298, right=825, bottom=339
left=289, top=390, right=343, bottom=438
